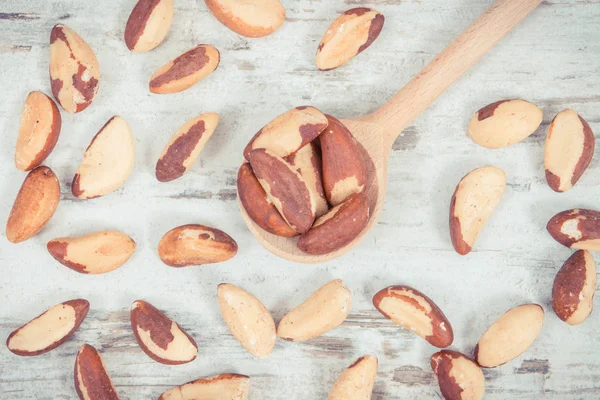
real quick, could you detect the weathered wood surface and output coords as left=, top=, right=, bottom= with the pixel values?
left=1, top=0, right=600, bottom=398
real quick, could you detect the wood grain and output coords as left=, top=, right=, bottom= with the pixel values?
left=1, top=0, right=599, bottom=398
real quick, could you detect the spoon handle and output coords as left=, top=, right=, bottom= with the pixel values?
left=365, top=0, right=542, bottom=148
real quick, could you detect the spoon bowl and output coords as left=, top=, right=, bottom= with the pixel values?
left=238, top=0, right=542, bottom=263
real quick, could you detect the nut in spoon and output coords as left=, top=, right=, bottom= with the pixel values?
left=239, top=0, right=542, bottom=263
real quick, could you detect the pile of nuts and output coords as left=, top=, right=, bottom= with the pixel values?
left=238, top=108, right=371, bottom=255
left=4, top=0, right=599, bottom=399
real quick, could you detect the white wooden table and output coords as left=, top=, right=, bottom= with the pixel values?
left=1, top=0, right=599, bottom=398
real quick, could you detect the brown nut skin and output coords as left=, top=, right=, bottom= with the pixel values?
left=204, top=0, right=285, bottom=38
left=286, top=142, right=329, bottom=218
left=6, top=166, right=60, bottom=243
left=316, top=8, right=385, bottom=71
left=218, top=283, right=276, bottom=358
left=150, top=45, right=220, bottom=94
left=474, top=304, right=544, bottom=368
left=449, top=166, right=506, bottom=255
left=6, top=299, right=89, bottom=356
left=124, top=0, right=173, bottom=52
left=47, top=231, right=136, bottom=274
left=158, top=224, right=238, bottom=267
left=49, top=24, right=100, bottom=113
left=320, top=115, right=367, bottom=206
left=547, top=209, right=600, bottom=251
left=72, top=116, right=135, bottom=199
left=158, top=373, right=250, bottom=400
left=373, top=285, right=453, bottom=348
left=156, top=113, right=220, bottom=182
left=15, top=91, right=61, bottom=171
left=277, top=279, right=352, bottom=342
left=328, top=355, right=378, bottom=400
left=298, top=193, right=369, bottom=255
left=237, top=163, right=298, bottom=237
left=243, top=106, right=328, bottom=160
left=545, top=109, right=595, bottom=192
left=430, top=350, right=485, bottom=400
left=130, top=300, right=198, bottom=365
left=468, top=99, right=543, bottom=149
left=552, top=250, right=596, bottom=325
left=74, top=344, right=119, bottom=400
left=247, top=148, right=316, bottom=234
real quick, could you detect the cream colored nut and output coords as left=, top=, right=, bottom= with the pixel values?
left=449, top=166, right=506, bottom=255
left=125, top=0, right=173, bottom=52
left=248, top=148, right=316, bottom=234
left=158, top=373, right=250, bottom=400
left=243, top=106, right=328, bottom=160
left=72, top=116, right=135, bottom=199
left=468, top=99, right=543, bottom=149
left=298, top=193, right=369, bottom=255
left=130, top=300, right=198, bottom=365
left=431, top=350, right=485, bottom=400
left=6, top=299, right=89, bottom=356
left=545, top=109, right=595, bottom=192
left=47, top=231, right=135, bottom=275
left=15, top=91, right=61, bottom=171
left=373, top=285, right=453, bottom=348
left=217, top=283, right=276, bottom=358
left=475, top=304, right=544, bottom=368
left=74, top=344, right=119, bottom=400
left=237, top=163, right=298, bottom=237
left=286, top=142, right=329, bottom=218
left=6, top=166, right=60, bottom=243
left=204, top=0, right=285, bottom=38
left=317, top=8, right=384, bottom=71
left=150, top=45, right=220, bottom=94
left=547, top=209, right=600, bottom=251
left=156, top=113, right=220, bottom=182
left=552, top=250, right=596, bottom=325
left=49, top=24, right=100, bottom=113
left=320, top=115, right=367, bottom=206
left=158, top=224, right=238, bottom=267
left=328, top=355, right=378, bottom=400
left=277, top=279, right=351, bottom=341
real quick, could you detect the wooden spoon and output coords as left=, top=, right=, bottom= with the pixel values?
left=239, top=0, right=542, bottom=263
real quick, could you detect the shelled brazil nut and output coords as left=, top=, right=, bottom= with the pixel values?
left=130, top=300, right=198, bottom=364
left=552, top=250, right=596, bottom=325
left=544, top=109, right=595, bottom=192
left=125, top=0, right=173, bottom=52
left=14, top=91, right=61, bottom=171
left=450, top=166, right=506, bottom=255
left=474, top=304, right=544, bottom=368
left=204, top=0, right=285, bottom=38
left=6, top=166, right=60, bottom=243
left=373, top=285, right=453, bottom=348
left=47, top=231, right=136, bottom=274
left=74, top=344, right=120, bottom=400
left=328, top=355, right=378, bottom=400
left=158, top=224, right=237, bottom=267
left=156, top=112, right=220, bottom=182
left=547, top=209, right=600, bottom=251
left=217, top=283, right=276, bottom=358
left=468, top=99, right=543, bottom=149
left=158, top=373, right=250, bottom=400
left=431, top=350, right=485, bottom=400
left=72, top=116, right=135, bottom=199
left=278, top=279, right=351, bottom=342
left=150, top=44, right=220, bottom=94
left=6, top=299, right=89, bottom=356
left=49, top=24, right=100, bottom=113
left=316, top=8, right=385, bottom=71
